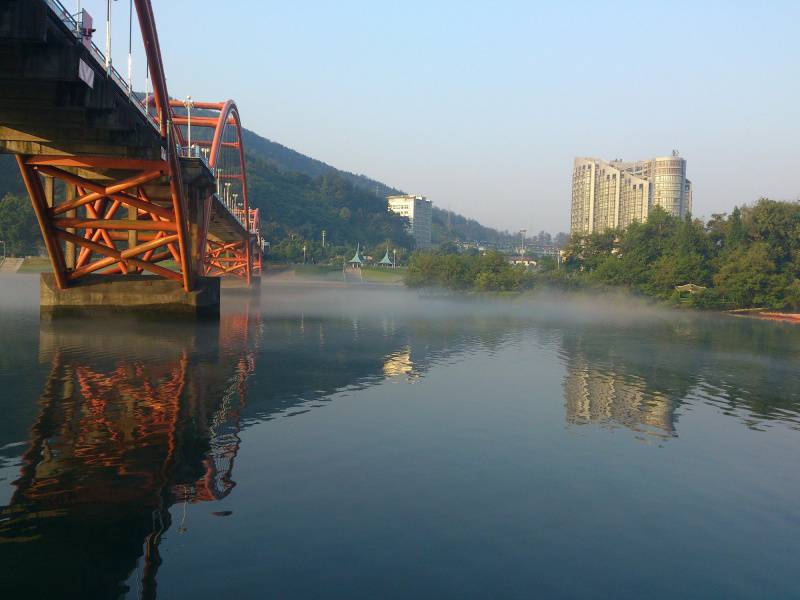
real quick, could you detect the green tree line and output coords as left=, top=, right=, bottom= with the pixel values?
left=406, top=247, right=534, bottom=292
left=548, top=199, right=800, bottom=309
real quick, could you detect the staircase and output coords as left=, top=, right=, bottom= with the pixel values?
left=0, top=258, right=24, bottom=273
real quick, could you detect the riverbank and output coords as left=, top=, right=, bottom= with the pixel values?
left=726, top=308, right=800, bottom=324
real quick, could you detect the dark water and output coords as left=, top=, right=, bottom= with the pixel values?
left=1, top=275, right=799, bottom=599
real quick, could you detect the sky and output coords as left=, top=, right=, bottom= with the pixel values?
left=83, top=0, right=799, bottom=233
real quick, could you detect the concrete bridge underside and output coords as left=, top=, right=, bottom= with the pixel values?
left=0, top=1, right=258, bottom=317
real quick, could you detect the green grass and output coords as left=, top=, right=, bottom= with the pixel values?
left=293, top=264, right=346, bottom=280
left=17, top=257, right=51, bottom=272
left=361, top=266, right=406, bottom=284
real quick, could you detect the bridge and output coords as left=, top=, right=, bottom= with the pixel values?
left=0, top=0, right=263, bottom=316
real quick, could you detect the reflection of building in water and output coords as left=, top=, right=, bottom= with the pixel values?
left=559, top=326, right=681, bottom=438
left=0, top=304, right=262, bottom=599
left=382, top=347, right=420, bottom=381
left=564, top=358, right=675, bottom=437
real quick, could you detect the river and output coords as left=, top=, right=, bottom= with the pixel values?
left=1, top=275, right=799, bottom=599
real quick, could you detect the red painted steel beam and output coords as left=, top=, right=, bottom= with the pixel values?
left=168, top=100, right=225, bottom=111
left=16, top=156, right=68, bottom=289
left=133, top=0, right=194, bottom=291
left=173, top=117, right=237, bottom=127
left=53, top=219, right=178, bottom=231
left=26, top=156, right=168, bottom=171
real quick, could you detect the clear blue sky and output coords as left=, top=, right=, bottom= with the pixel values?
left=89, top=0, right=799, bottom=233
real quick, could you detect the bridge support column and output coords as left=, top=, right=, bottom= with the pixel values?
left=40, top=273, right=220, bottom=319
left=221, top=275, right=261, bottom=295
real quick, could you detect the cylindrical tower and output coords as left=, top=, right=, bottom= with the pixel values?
left=651, top=155, right=687, bottom=217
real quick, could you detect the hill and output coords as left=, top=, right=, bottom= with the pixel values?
left=0, top=124, right=515, bottom=251
left=240, top=128, right=515, bottom=245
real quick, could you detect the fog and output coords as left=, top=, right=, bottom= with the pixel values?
left=259, top=280, right=696, bottom=329
left=0, top=273, right=710, bottom=330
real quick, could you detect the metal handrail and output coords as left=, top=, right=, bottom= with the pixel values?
left=177, top=144, right=214, bottom=170
left=43, top=0, right=160, bottom=131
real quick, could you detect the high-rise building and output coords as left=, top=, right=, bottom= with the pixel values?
left=570, top=152, right=692, bottom=235
left=387, top=195, right=433, bottom=249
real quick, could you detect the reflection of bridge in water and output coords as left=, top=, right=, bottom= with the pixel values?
left=0, top=301, right=261, bottom=598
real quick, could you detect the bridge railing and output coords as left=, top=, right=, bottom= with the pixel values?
left=177, top=145, right=214, bottom=171
left=214, top=193, right=247, bottom=230
left=44, top=0, right=160, bottom=132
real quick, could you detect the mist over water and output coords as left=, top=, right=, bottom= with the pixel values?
left=1, top=275, right=799, bottom=599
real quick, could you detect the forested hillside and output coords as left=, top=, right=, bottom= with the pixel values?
left=0, top=124, right=516, bottom=252
left=246, top=153, right=412, bottom=248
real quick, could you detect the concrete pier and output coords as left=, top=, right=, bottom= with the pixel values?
left=221, top=275, right=262, bottom=295
left=40, top=273, right=220, bottom=318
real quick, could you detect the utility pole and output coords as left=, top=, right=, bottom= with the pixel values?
left=321, top=229, right=326, bottom=249
left=393, top=248, right=397, bottom=268
left=303, top=243, right=307, bottom=264
left=519, top=229, right=527, bottom=257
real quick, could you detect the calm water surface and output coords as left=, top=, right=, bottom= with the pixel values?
left=1, top=275, right=799, bottom=599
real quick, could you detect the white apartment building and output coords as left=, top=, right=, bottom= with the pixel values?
left=571, top=153, right=693, bottom=235
left=387, top=195, right=433, bottom=249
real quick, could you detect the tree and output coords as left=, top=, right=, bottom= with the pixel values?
left=0, top=194, right=39, bottom=256
left=713, top=242, right=781, bottom=308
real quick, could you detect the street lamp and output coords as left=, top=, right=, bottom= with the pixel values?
left=105, top=0, right=113, bottom=72
left=184, top=96, right=194, bottom=150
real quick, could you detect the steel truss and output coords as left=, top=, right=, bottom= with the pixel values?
left=16, top=155, right=192, bottom=288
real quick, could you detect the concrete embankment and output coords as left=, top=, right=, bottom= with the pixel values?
left=0, top=258, right=24, bottom=273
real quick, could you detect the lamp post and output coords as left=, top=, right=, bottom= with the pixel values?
left=127, top=0, right=132, bottom=94
left=184, top=96, right=194, bottom=149
left=105, top=0, right=113, bottom=72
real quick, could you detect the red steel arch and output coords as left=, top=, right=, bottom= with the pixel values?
left=133, top=0, right=193, bottom=291
left=173, top=99, right=260, bottom=282
left=13, top=1, right=197, bottom=292
left=11, top=1, right=260, bottom=293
